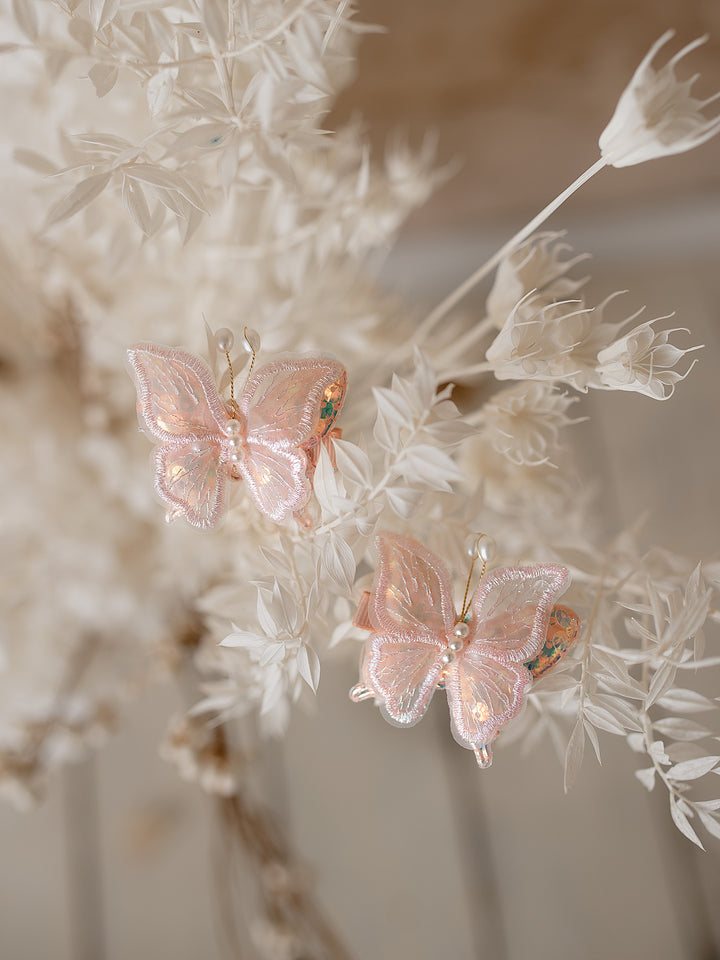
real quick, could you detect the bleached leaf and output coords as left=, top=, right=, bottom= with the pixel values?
left=653, top=717, right=711, bottom=741
left=657, top=688, right=716, bottom=713
left=670, top=796, right=704, bottom=849
left=122, top=176, right=153, bottom=235
left=220, top=628, right=264, bottom=649
left=45, top=171, right=112, bottom=226
left=667, top=756, right=720, bottom=781
left=320, top=535, right=355, bottom=593
left=296, top=644, right=320, bottom=693
left=333, top=439, right=372, bottom=488
left=202, top=0, right=228, bottom=48
left=68, top=17, right=93, bottom=49
left=88, top=62, right=118, bottom=98
left=256, top=589, right=277, bottom=636
left=397, top=445, right=463, bottom=492
left=88, top=0, right=120, bottom=31
left=13, top=148, right=58, bottom=175
left=635, top=767, right=656, bottom=791
left=385, top=486, right=421, bottom=519
left=147, top=68, right=175, bottom=117
left=646, top=658, right=678, bottom=707
left=583, top=719, right=602, bottom=764
left=564, top=717, right=584, bottom=791
left=696, top=810, right=720, bottom=841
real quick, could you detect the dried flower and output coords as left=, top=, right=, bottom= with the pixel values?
left=595, top=319, right=701, bottom=399
left=486, top=232, right=588, bottom=330
left=600, top=31, right=720, bottom=167
left=480, top=382, right=580, bottom=466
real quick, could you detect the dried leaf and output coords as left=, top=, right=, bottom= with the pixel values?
left=667, top=756, right=720, bottom=781
left=296, top=644, right=320, bottom=693
left=564, top=717, right=584, bottom=791
left=670, top=796, right=704, bottom=849
left=45, top=171, right=112, bottom=226
left=88, top=62, right=118, bottom=98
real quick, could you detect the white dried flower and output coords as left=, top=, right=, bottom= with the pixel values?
left=596, top=319, right=701, bottom=399
left=600, top=31, right=720, bottom=167
left=485, top=294, right=624, bottom=391
left=486, top=232, right=588, bottom=329
left=481, top=382, right=579, bottom=466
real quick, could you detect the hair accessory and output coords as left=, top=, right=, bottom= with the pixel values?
left=350, top=531, right=579, bottom=767
left=127, top=328, right=346, bottom=529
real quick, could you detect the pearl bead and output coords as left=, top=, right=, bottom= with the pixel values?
left=453, top=622, right=469, bottom=639
left=441, top=650, right=456, bottom=665
left=229, top=449, right=244, bottom=463
left=215, top=328, right=234, bottom=353
left=478, top=536, right=496, bottom=563
left=224, top=419, right=242, bottom=437
left=448, top=638, right=464, bottom=653
left=465, top=533, right=496, bottom=562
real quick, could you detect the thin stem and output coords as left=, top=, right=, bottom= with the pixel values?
left=414, top=157, right=608, bottom=346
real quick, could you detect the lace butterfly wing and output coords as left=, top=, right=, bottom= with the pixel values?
left=239, top=358, right=347, bottom=522
left=127, top=343, right=228, bottom=528
left=445, top=564, right=570, bottom=748
left=364, top=533, right=456, bottom=726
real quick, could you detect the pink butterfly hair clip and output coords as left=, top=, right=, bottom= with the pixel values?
left=127, top=327, right=347, bottom=529
left=350, top=532, right=580, bottom=768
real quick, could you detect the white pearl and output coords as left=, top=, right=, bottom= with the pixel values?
left=441, top=651, right=455, bottom=665
left=215, top=328, right=234, bottom=353
left=453, top=622, right=469, bottom=639
left=229, top=449, right=244, bottom=463
left=478, top=536, right=496, bottom=563
left=448, top=638, right=463, bottom=652
left=227, top=437, right=242, bottom=451
left=224, top=419, right=241, bottom=437
left=466, top=533, right=496, bottom=562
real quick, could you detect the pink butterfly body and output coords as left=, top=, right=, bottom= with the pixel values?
left=127, top=342, right=347, bottom=528
left=351, top=533, right=571, bottom=767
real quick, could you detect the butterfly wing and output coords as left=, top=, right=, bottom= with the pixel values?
left=445, top=564, right=570, bottom=749
left=240, top=443, right=310, bottom=524
left=238, top=358, right=346, bottom=522
left=364, top=635, right=445, bottom=727
left=444, top=652, right=531, bottom=748
left=240, top=358, right=347, bottom=450
left=127, top=343, right=227, bottom=441
left=359, top=533, right=455, bottom=725
left=128, top=344, right=228, bottom=527
left=371, top=532, right=456, bottom=640
left=155, top=440, right=226, bottom=529
left=469, top=564, right=570, bottom=663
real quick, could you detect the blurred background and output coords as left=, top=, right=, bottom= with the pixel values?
left=2, top=1, right=720, bottom=958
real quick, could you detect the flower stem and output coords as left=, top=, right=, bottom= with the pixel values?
left=414, top=156, right=608, bottom=345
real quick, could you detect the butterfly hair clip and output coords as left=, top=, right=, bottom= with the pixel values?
left=127, top=327, right=347, bottom=529
left=350, top=532, right=580, bottom=768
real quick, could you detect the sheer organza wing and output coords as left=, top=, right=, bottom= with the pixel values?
left=445, top=649, right=530, bottom=747
left=470, top=564, right=570, bottom=663
left=128, top=343, right=227, bottom=442
left=371, top=533, right=456, bottom=642
left=154, top=440, right=225, bottom=528
left=240, top=359, right=347, bottom=450
left=240, top=442, right=311, bottom=523
left=365, top=635, right=444, bottom=727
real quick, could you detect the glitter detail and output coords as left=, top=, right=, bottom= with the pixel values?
left=350, top=532, right=573, bottom=761
left=127, top=343, right=347, bottom=528
left=525, top=604, right=580, bottom=679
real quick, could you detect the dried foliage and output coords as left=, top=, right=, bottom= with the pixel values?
left=2, top=1, right=720, bottom=895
